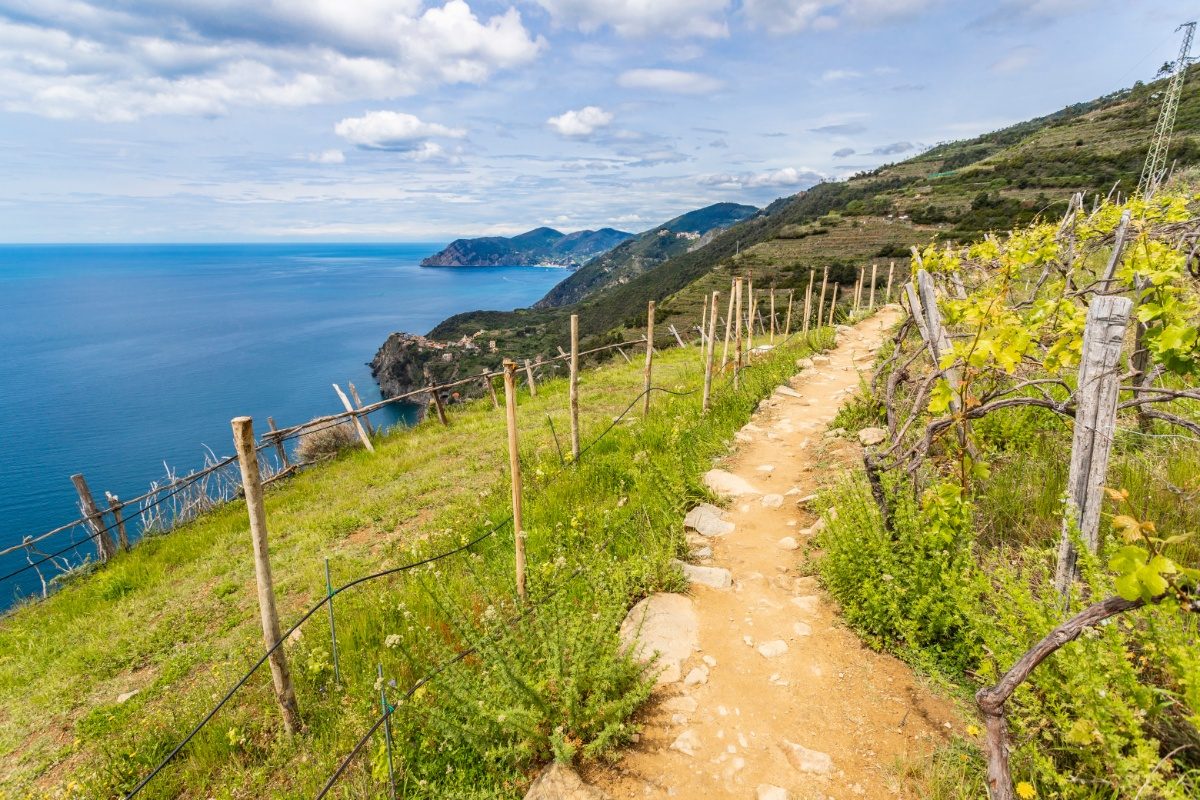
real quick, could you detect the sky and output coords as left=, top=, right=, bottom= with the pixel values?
left=0, top=0, right=1196, bottom=242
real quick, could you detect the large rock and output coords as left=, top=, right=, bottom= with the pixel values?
left=673, top=560, right=733, bottom=589
left=619, top=594, right=698, bottom=685
left=524, top=763, right=611, bottom=800
left=757, top=786, right=790, bottom=800
left=684, top=503, right=735, bottom=537
left=858, top=427, right=887, bottom=447
left=783, top=741, right=833, bottom=775
left=703, top=469, right=760, bottom=498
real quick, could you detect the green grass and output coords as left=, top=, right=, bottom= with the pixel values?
left=0, top=327, right=833, bottom=799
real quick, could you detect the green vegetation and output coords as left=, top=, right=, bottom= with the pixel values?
left=419, top=226, right=634, bottom=268
left=0, top=323, right=831, bottom=798
left=814, top=190, right=1200, bottom=797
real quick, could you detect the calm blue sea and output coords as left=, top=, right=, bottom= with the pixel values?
left=0, top=244, right=566, bottom=606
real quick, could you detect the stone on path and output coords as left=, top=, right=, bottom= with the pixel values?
left=791, top=595, right=819, bottom=613
left=857, top=427, right=887, bottom=447
left=793, top=621, right=813, bottom=637
left=811, top=355, right=831, bottom=366
left=683, top=665, right=709, bottom=686
left=116, top=690, right=139, bottom=704
left=761, top=494, right=784, bottom=509
left=703, top=469, right=760, bottom=498
left=775, top=385, right=803, bottom=399
left=663, top=695, right=698, bottom=713
left=777, top=536, right=798, bottom=551
left=757, top=785, right=790, bottom=800
left=673, top=560, right=733, bottom=589
left=683, top=503, right=735, bottom=537
left=795, top=357, right=814, bottom=370
left=619, top=593, right=698, bottom=686
left=671, top=729, right=701, bottom=757
left=524, top=763, right=612, bottom=800
left=783, top=741, right=834, bottom=775
left=756, top=640, right=788, bottom=658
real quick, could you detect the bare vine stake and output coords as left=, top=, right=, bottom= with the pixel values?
left=721, top=279, right=736, bottom=369
left=816, top=266, right=829, bottom=328
left=700, top=294, right=709, bottom=349
left=267, top=416, right=290, bottom=469
left=803, top=271, right=814, bottom=337
left=885, top=261, right=895, bottom=304
left=854, top=268, right=863, bottom=313
left=703, top=291, right=719, bottom=413
left=482, top=368, right=499, bottom=409
left=501, top=361, right=526, bottom=601
left=770, top=289, right=776, bottom=344
left=904, top=281, right=932, bottom=343
left=71, top=473, right=114, bottom=562
left=783, top=289, right=794, bottom=337
left=829, top=283, right=839, bottom=326
left=325, top=557, right=341, bottom=683
left=643, top=301, right=655, bottom=416
left=347, top=381, right=373, bottom=435
left=420, top=370, right=448, bottom=428
left=569, top=314, right=580, bottom=460
left=617, top=347, right=631, bottom=365
left=746, top=278, right=754, bottom=351
left=105, top=492, right=129, bottom=551
left=915, top=270, right=963, bottom=412
left=333, top=384, right=376, bottom=450
left=734, top=278, right=744, bottom=389
left=669, top=324, right=686, bottom=348
left=230, top=416, right=301, bottom=733
left=524, top=359, right=538, bottom=397
left=869, top=263, right=878, bottom=310
left=1053, top=295, right=1134, bottom=596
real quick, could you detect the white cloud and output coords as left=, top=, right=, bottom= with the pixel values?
left=743, top=0, right=937, bottom=34
left=820, top=69, right=862, bottom=81
left=700, top=167, right=824, bottom=189
left=335, top=111, right=466, bottom=150
left=990, top=46, right=1037, bottom=73
left=0, top=2, right=544, bottom=121
left=618, top=68, right=724, bottom=94
left=534, top=0, right=729, bottom=38
left=546, top=105, right=614, bottom=137
left=307, top=149, right=346, bottom=164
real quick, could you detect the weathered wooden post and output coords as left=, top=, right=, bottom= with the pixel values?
left=885, top=261, right=895, bottom=304
left=802, top=271, right=814, bottom=336
left=721, top=278, right=736, bottom=369
left=829, top=283, right=840, bottom=326
left=569, top=314, right=580, bottom=460
left=733, top=278, right=744, bottom=389
left=347, top=381, right=373, bottom=435
left=71, top=473, right=115, bottom=563
left=769, top=289, right=776, bottom=344
left=524, top=359, right=538, bottom=397
left=267, top=417, right=290, bottom=470
left=669, top=324, right=686, bottom=348
left=745, top=278, right=755, bottom=351
left=816, top=266, right=829, bottom=328
left=230, top=416, right=301, bottom=733
left=703, top=291, right=719, bottom=413
left=915, top=270, right=963, bottom=410
left=104, top=492, right=130, bottom=551
left=869, top=263, right=878, bottom=310
left=700, top=294, right=709, bottom=347
left=333, top=383, right=377, bottom=449
left=482, top=368, right=499, bottom=409
left=419, top=370, right=449, bottom=427
left=501, top=361, right=527, bottom=601
left=854, top=268, right=863, bottom=313
left=904, top=281, right=932, bottom=343
left=1053, top=296, right=1134, bottom=596
left=643, top=301, right=655, bottom=415
left=783, top=289, right=794, bottom=337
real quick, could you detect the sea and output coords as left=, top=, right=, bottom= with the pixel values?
left=0, top=244, right=567, bottom=607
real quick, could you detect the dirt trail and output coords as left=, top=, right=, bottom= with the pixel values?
left=588, top=308, right=957, bottom=800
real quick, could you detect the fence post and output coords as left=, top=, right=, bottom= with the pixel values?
left=802, top=271, right=814, bottom=337
left=854, top=268, right=863, bottom=313
left=230, top=416, right=301, bottom=734
left=700, top=295, right=709, bottom=349
left=721, top=279, right=735, bottom=369
left=333, top=384, right=376, bottom=451
left=703, top=291, right=719, bottom=412
left=643, top=301, right=655, bottom=416
left=869, top=263, right=879, bottom=310
left=501, top=361, right=527, bottom=601
left=347, top=382, right=373, bottom=436
left=524, top=359, right=538, bottom=397
left=734, top=278, right=744, bottom=389
left=783, top=289, right=794, bottom=337
left=745, top=278, right=754, bottom=351
left=769, top=289, right=776, bottom=343
left=669, top=324, right=686, bottom=348
left=267, top=417, right=290, bottom=470
left=1053, top=296, right=1134, bottom=596
left=569, top=314, right=580, bottom=460
left=885, top=261, right=895, bottom=305
left=829, top=283, right=839, bottom=326
left=71, top=473, right=114, bottom=563
left=816, top=266, right=829, bottom=328
left=482, top=368, right=499, bottom=409
left=104, top=492, right=130, bottom=551
left=915, top=269, right=963, bottom=406
left=421, top=369, right=449, bottom=427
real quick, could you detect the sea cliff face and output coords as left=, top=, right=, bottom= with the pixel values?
left=369, top=329, right=506, bottom=405
left=420, top=227, right=633, bottom=268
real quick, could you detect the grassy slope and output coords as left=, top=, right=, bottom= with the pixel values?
left=0, top=323, right=832, bottom=798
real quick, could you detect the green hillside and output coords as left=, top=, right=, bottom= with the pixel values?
left=419, top=226, right=634, bottom=268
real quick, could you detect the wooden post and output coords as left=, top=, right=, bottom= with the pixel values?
left=267, top=417, right=290, bottom=469
left=617, top=347, right=632, bottom=365
left=734, top=278, right=744, bottom=389
left=703, top=291, right=719, bottom=413
left=816, top=266, right=829, bottom=328
left=720, top=280, right=736, bottom=369
left=885, top=261, right=895, bottom=304
left=915, top=270, right=963, bottom=410
left=669, top=324, right=686, bottom=348
left=501, top=362, right=526, bottom=601
left=783, top=289, right=794, bottom=337
left=482, top=368, right=499, bottom=409
left=230, top=416, right=301, bottom=734
left=347, top=381, right=373, bottom=435
left=1053, top=296, right=1134, bottom=596
left=643, top=301, right=655, bottom=416
left=524, top=359, right=538, bottom=397
left=769, top=289, right=776, bottom=344
left=71, top=473, right=115, bottom=563
left=745, top=278, right=754, bottom=351
left=333, top=384, right=376, bottom=450
left=829, top=283, right=839, bottom=326
left=854, top=268, right=863, bottom=313
left=869, top=263, right=878, bottom=310
left=700, top=294, right=709, bottom=348
left=105, top=492, right=130, bottom=551
left=802, top=271, right=814, bottom=336
left=569, top=314, right=580, bottom=460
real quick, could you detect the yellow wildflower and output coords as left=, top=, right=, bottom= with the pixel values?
left=966, top=724, right=981, bottom=737
left=1016, top=782, right=1037, bottom=799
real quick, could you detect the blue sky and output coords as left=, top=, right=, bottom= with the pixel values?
left=0, top=0, right=1195, bottom=242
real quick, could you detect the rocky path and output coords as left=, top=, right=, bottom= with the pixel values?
left=583, top=308, right=958, bottom=800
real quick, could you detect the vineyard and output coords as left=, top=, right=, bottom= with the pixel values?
left=820, top=185, right=1200, bottom=798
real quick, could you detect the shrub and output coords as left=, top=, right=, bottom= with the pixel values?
left=296, top=421, right=361, bottom=462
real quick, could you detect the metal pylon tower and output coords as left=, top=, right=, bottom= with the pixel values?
left=1139, top=21, right=1196, bottom=196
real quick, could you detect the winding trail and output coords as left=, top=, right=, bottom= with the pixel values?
left=589, top=308, right=957, bottom=800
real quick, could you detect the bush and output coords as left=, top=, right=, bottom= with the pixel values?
left=296, top=421, right=361, bottom=462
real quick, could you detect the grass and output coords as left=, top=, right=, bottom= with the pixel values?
left=0, top=326, right=833, bottom=799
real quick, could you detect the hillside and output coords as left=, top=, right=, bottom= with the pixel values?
left=420, top=226, right=633, bottom=267
left=533, top=202, right=758, bottom=308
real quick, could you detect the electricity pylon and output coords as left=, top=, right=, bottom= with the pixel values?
left=1139, top=21, right=1196, bottom=197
